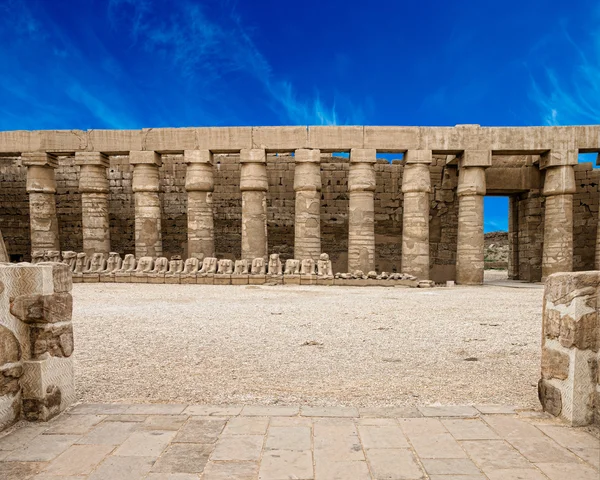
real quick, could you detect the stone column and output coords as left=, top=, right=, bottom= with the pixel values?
left=348, top=148, right=376, bottom=273
left=542, top=150, right=576, bottom=279
left=130, top=151, right=163, bottom=258
left=240, top=149, right=268, bottom=261
left=184, top=150, right=214, bottom=260
left=508, top=196, right=519, bottom=280
left=294, top=149, right=321, bottom=261
left=401, top=150, right=432, bottom=279
left=456, top=150, right=491, bottom=285
left=75, top=152, right=110, bottom=257
left=22, top=152, right=60, bottom=254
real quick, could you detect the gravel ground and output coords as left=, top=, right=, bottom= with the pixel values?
left=72, top=273, right=544, bottom=408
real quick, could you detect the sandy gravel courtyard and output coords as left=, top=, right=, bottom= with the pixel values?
left=72, top=277, right=544, bottom=409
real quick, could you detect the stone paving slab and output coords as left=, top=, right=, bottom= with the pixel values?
left=0, top=404, right=597, bottom=479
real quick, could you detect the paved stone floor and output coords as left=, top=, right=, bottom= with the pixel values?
left=0, top=404, right=598, bottom=479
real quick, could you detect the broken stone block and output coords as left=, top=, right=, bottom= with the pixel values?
left=10, top=293, right=72, bottom=324
left=541, top=348, right=570, bottom=380
left=538, top=379, right=562, bottom=417
left=0, top=325, right=21, bottom=365
left=559, top=312, right=599, bottom=351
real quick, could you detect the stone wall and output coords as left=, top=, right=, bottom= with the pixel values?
left=539, top=271, right=600, bottom=426
left=0, top=155, right=598, bottom=277
left=572, top=163, right=599, bottom=271
left=0, top=262, right=75, bottom=432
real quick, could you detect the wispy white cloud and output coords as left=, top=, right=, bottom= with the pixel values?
left=529, top=13, right=600, bottom=125
left=107, top=0, right=356, bottom=125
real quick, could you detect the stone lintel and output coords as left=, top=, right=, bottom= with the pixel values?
left=184, top=150, right=213, bottom=165
left=252, top=126, right=308, bottom=151
left=350, top=148, right=377, bottom=164
left=295, top=148, right=321, bottom=163
left=363, top=126, right=420, bottom=151
left=539, top=150, right=578, bottom=170
left=404, top=149, right=433, bottom=164
left=21, top=152, right=58, bottom=168
left=74, top=152, right=109, bottom=167
left=129, top=151, right=162, bottom=167
left=240, top=148, right=266, bottom=164
left=459, top=150, right=492, bottom=168
left=308, top=126, right=364, bottom=151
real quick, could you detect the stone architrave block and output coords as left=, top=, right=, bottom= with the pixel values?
left=363, top=127, right=420, bottom=151
left=252, top=126, right=308, bottom=151
left=308, top=126, right=364, bottom=151
left=539, top=272, right=600, bottom=426
left=2, top=125, right=598, bottom=154
left=196, top=127, right=253, bottom=152
left=141, top=127, right=197, bottom=152
left=0, top=263, right=75, bottom=430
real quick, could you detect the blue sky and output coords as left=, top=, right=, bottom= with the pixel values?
left=1, top=0, right=599, bottom=231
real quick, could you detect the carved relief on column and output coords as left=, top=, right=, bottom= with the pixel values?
left=541, top=150, right=576, bottom=279
left=294, top=149, right=321, bottom=261
left=456, top=150, right=491, bottom=285
left=348, top=148, right=376, bottom=273
left=130, top=151, right=163, bottom=258
left=75, top=152, right=110, bottom=257
left=184, top=150, right=215, bottom=260
left=401, top=150, right=432, bottom=280
left=240, top=149, right=268, bottom=261
left=22, top=152, right=60, bottom=255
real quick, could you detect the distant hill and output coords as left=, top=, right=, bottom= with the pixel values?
left=484, top=231, right=508, bottom=267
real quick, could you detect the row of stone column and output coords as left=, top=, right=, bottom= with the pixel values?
left=21, top=149, right=578, bottom=283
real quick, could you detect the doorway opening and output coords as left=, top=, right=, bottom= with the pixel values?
left=484, top=196, right=509, bottom=282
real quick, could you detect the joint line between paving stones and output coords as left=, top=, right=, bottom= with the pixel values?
left=394, top=415, right=440, bottom=480
left=479, top=415, right=555, bottom=479
left=353, top=417, right=375, bottom=479
left=256, top=415, right=270, bottom=477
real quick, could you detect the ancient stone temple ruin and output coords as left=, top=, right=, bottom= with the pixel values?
left=0, top=262, right=75, bottom=430
left=0, top=125, right=599, bottom=284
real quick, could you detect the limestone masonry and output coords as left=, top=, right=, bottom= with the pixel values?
left=540, top=271, right=600, bottom=426
left=1, top=125, right=599, bottom=284
left=0, top=262, right=75, bottom=430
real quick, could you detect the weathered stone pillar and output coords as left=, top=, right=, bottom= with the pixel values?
left=540, top=272, right=600, bottom=426
left=508, top=196, right=519, bottom=280
left=456, top=150, right=491, bottom=285
left=541, top=151, right=576, bottom=280
left=75, top=152, right=110, bottom=257
left=22, top=152, right=60, bottom=254
left=240, top=149, right=268, bottom=261
left=401, top=150, right=432, bottom=279
left=130, top=151, right=163, bottom=258
left=294, top=149, right=321, bottom=261
left=348, top=148, right=376, bottom=273
left=184, top=150, right=214, bottom=260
